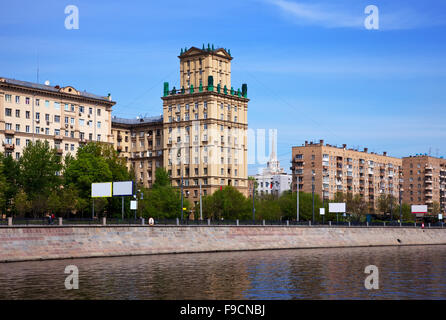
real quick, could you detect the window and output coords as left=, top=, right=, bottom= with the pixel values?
left=54, top=102, right=60, bottom=110
left=54, top=115, right=60, bottom=123
left=15, top=109, right=20, bottom=117
left=79, top=119, right=84, bottom=126
left=45, top=128, right=50, bottom=135
left=25, top=97, right=30, bottom=105
left=15, top=138, right=20, bottom=146
left=97, top=109, right=101, bottom=116
left=15, top=96, right=20, bottom=104
left=36, top=99, right=40, bottom=106
left=79, top=106, right=84, bottom=113
left=26, top=125, right=30, bottom=133
left=97, top=134, right=101, bottom=141
left=71, top=104, right=75, bottom=112
left=65, top=104, right=69, bottom=111
left=25, top=111, right=30, bottom=119
left=89, top=107, right=93, bottom=114
left=55, top=129, right=60, bottom=136
left=5, top=94, right=11, bottom=102
left=35, top=112, right=40, bottom=120
left=45, top=114, right=50, bottom=121
left=71, top=118, right=75, bottom=125
left=5, top=108, right=11, bottom=116
left=71, top=144, right=75, bottom=151
left=15, top=124, right=20, bottom=132
left=35, top=126, right=40, bottom=134
left=45, top=100, right=50, bottom=107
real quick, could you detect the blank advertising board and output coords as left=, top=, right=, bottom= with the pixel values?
left=411, top=205, right=427, bottom=214
left=329, top=203, right=346, bottom=213
left=113, top=181, right=133, bottom=196
left=91, top=182, right=112, bottom=198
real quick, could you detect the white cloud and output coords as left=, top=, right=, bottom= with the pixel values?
left=266, top=0, right=446, bottom=30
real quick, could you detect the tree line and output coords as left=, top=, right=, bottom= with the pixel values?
left=0, top=141, right=419, bottom=222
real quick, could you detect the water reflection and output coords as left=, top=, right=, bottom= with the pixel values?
left=0, top=245, right=445, bottom=300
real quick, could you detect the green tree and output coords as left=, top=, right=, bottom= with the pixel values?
left=138, top=168, right=189, bottom=219
left=64, top=142, right=132, bottom=217
left=0, top=154, right=18, bottom=215
left=13, top=189, right=31, bottom=217
left=202, top=186, right=251, bottom=220
left=377, top=194, right=398, bottom=217
left=18, top=140, right=63, bottom=216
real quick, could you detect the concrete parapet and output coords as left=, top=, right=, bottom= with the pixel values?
left=1, top=225, right=446, bottom=262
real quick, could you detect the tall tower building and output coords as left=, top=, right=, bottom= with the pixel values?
left=161, top=45, right=249, bottom=207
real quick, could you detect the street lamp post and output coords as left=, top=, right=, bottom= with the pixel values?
left=399, top=189, right=403, bottom=222
left=296, top=182, right=299, bottom=222
left=312, top=173, right=315, bottom=223
left=252, top=182, right=256, bottom=223
left=312, top=181, right=315, bottom=223
left=177, top=143, right=184, bottom=222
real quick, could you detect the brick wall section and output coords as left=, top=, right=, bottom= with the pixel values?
left=0, top=226, right=446, bottom=262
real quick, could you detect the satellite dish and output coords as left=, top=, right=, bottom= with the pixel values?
left=44, top=80, right=50, bottom=86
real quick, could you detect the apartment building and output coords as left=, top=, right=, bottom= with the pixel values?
left=402, top=154, right=446, bottom=215
left=161, top=45, right=249, bottom=205
left=0, top=77, right=115, bottom=159
left=291, top=140, right=403, bottom=210
left=111, top=116, right=163, bottom=188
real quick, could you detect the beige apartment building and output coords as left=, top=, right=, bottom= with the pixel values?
left=110, top=45, right=249, bottom=206
left=111, top=116, right=164, bottom=188
left=402, top=155, right=446, bottom=214
left=162, top=45, right=249, bottom=205
left=0, top=77, right=115, bottom=159
left=291, top=140, right=403, bottom=210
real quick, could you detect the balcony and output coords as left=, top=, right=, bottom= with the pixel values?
left=425, top=185, right=433, bottom=190
left=56, top=148, right=63, bottom=154
left=117, top=146, right=122, bottom=152
left=4, top=130, right=15, bottom=136
left=79, top=138, right=87, bottom=145
left=3, top=143, right=14, bottom=150
left=117, top=135, right=122, bottom=141
left=54, top=135, right=63, bottom=140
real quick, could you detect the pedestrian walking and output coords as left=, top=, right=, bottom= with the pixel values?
left=421, top=222, right=425, bottom=229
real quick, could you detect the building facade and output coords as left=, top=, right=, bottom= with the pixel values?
left=160, top=46, right=249, bottom=206
left=291, top=140, right=403, bottom=209
left=252, top=138, right=292, bottom=197
left=111, top=116, right=164, bottom=188
left=402, top=154, right=446, bottom=215
left=0, top=77, right=114, bottom=159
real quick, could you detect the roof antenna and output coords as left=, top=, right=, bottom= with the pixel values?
left=36, top=55, right=40, bottom=84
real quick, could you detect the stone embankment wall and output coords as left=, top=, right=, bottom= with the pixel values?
left=0, top=226, right=445, bottom=262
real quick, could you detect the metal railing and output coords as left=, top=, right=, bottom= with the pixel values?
left=1, top=217, right=444, bottom=228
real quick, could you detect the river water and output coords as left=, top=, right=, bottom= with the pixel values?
left=0, top=245, right=445, bottom=299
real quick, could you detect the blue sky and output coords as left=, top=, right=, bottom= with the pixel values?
left=1, top=0, right=445, bottom=175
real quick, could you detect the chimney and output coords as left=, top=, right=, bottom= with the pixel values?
left=320, top=139, right=324, bottom=145
left=364, top=148, right=368, bottom=153
left=342, top=144, right=347, bottom=149
left=383, top=151, right=387, bottom=156
left=305, top=140, right=308, bottom=146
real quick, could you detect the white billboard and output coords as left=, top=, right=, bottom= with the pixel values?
left=411, top=205, right=428, bottom=214
left=91, top=182, right=112, bottom=198
left=329, top=203, right=346, bottom=213
left=130, top=200, right=138, bottom=210
left=113, top=181, right=133, bottom=196
left=320, top=208, right=325, bottom=216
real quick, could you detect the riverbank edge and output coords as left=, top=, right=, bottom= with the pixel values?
left=1, top=225, right=444, bottom=263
